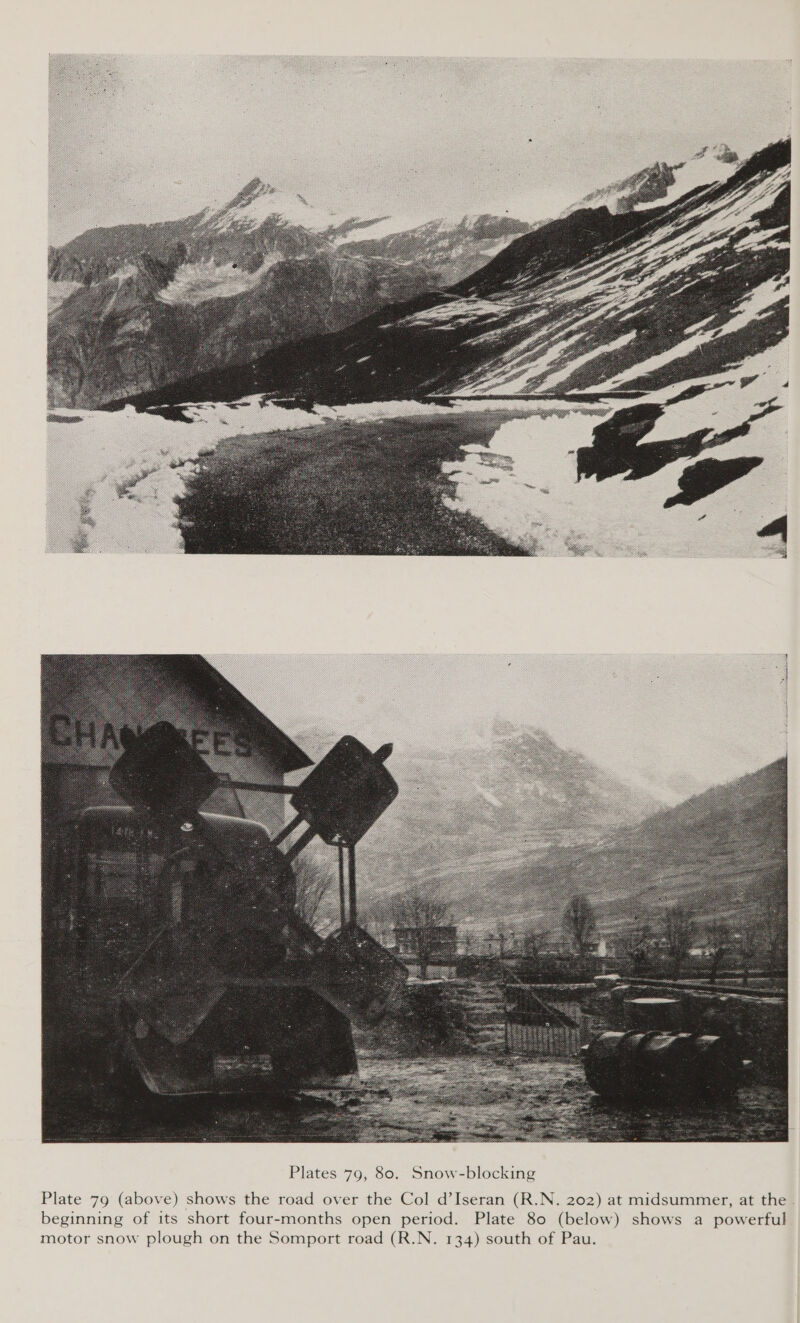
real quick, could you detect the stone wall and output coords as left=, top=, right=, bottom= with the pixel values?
left=356, top=975, right=787, bottom=1079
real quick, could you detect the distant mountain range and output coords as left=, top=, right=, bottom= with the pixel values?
left=114, top=140, right=787, bottom=551
left=47, top=178, right=530, bottom=407
left=141, top=140, right=787, bottom=410
left=291, top=722, right=785, bottom=939
left=47, top=140, right=767, bottom=411
left=292, top=718, right=663, bottom=920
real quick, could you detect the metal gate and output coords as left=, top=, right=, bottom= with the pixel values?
left=504, top=985, right=588, bottom=1059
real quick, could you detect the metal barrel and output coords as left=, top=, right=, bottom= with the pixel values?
left=623, top=997, right=682, bottom=1031
left=581, top=1031, right=637, bottom=1103
left=582, top=1029, right=743, bottom=1105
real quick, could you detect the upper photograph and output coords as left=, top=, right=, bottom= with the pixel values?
left=47, top=56, right=790, bottom=555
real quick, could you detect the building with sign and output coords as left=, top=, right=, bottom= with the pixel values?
left=41, top=655, right=311, bottom=835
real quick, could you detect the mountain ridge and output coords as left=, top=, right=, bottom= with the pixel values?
left=48, top=178, right=533, bottom=407
left=290, top=717, right=664, bottom=919
left=48, top=141, right=758, bottom=409
left=561, top=143, right=740, bottom=217
left=287, top=707, right=784, bottom=942
left=516, top=756, right=788, bottom=937
left=118, top=139, right=788, bottom=411
left=332, top=746, right=786, bottom=938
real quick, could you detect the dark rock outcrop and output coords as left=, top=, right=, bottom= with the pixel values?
left=663, top=455, right=764, bottom=507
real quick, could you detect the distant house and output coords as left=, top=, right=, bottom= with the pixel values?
left=394, top=924, right=458, bottom=960
left=394, top=924, right=458, bottom=978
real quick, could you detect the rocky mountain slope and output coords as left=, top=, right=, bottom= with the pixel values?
left=561, top=143, right=740, bottom=215
left=497, top=757, right=788, bottom=938
left=335, top=211, right=529, bottom=285
left=148, top=140, right=786, bottom=408
left=295, top=734, right=784, bottom=940
left=290, top=719, right=661, bottom=919
left=122, top=141, right=787, bottom=554
left=48, top=178, right=531, bottom=407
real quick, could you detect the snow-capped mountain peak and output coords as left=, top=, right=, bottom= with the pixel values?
left=697, top=144, right=738, bottom=163
left=202, top=177, right=340, bottom=234
left=563, top=143, right=741, bottom=216
left=634, top=144, right=741, bottom=212
left=232, top=176, right=276, bottom=200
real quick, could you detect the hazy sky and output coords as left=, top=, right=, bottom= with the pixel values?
left=49, top=55, right=790, bottom=244
left=210, top=655, right=786, bottom=799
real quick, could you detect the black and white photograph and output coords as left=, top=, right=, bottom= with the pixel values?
left=47, top=55, right=790, bottom=556
left=42, top=653, right=788, bottom=1143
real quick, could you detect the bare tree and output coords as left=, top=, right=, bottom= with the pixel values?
left=705, top=919, right=731, bottom=985
left=495, top=921, right=517, bottom=960
left=620, top=920, right=653, bottom=975
left=390, top=884, right=450, bottom=980
left=661, top=904, right=694, bottom=980
left=761, top=892, right=788, bottom=973
left=737, top=915, right=762, bottom=988
left=292, top=856, right=334, bottom=928
left=562, top=894, right=597, bottom=963
left=522, top=926, right=548, bottom=959
left=360, top=899, right=395, bottom=947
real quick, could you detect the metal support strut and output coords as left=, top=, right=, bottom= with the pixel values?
left=338, top=843, right=346, bottom=930
left=347, top=844, right=357, bottom=929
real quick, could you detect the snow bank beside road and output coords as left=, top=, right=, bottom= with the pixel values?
left=47, top=396, right=459, bottom=553
left=47, top=398, right=322, bottom=552
left=47, top=369, right=784, bottom=557
left=441, top=352, right=787, bottom=557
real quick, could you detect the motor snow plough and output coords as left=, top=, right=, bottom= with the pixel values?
left=44, top=721, right=406, bottom=1098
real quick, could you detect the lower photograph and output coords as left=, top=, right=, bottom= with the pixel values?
left=41, top=653, right=788, bottom=1143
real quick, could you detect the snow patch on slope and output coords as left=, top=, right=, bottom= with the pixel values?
left=441, top=345, right=786, bottom=557
left=604, top=273, right=788, bottom=388
left=332, top=212, right=430, bottom=245
left=445, top=159, right=789, bottom=397
left=157, top=258, right=276, bottom=306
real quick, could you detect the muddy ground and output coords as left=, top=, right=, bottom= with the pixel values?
left=43, top=1051, right=787, bottom=1144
